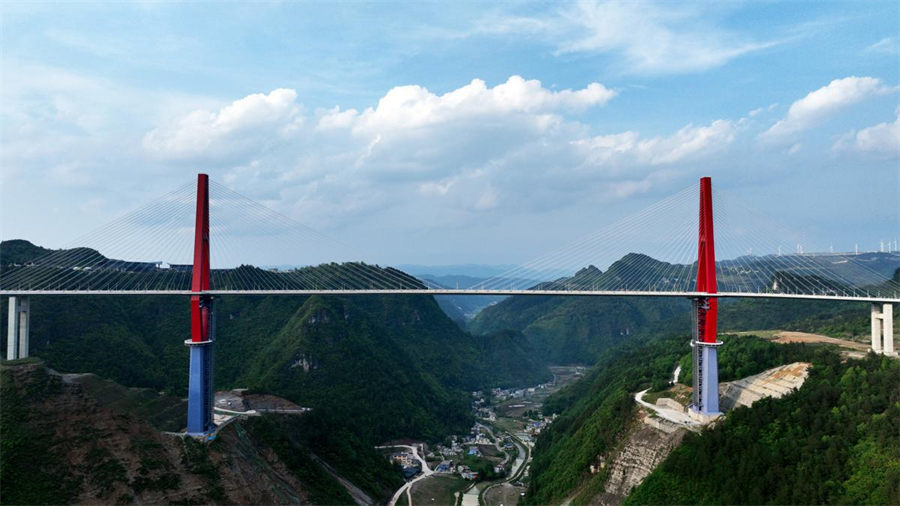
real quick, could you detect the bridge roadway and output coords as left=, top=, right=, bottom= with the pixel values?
left=1, top=289, right=897, bottom=303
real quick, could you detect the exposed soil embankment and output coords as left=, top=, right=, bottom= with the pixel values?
left=719, top=361, right=811, bottom=411
left=579, top=361, right=812, bottom=505
left=771, top=331, right=869, bottom=351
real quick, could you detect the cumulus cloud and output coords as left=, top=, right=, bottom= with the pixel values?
left=477, top=0, right=777, bottom=74
left=141, top=76, right=735, bottom=228
left=575, top=120, right=736, bottom=167
left=143, top=88, right=302, bottom=162
left=326, top=76, right=615, bottom=132
left=834, top=109, right=900, bottom=158
left=761, top=76, right=894, bottom=142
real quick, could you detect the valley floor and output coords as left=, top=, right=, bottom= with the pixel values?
left=384, top=366, right=584, bottom=506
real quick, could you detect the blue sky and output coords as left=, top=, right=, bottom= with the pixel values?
left=1, top=1, right=898, bottom=267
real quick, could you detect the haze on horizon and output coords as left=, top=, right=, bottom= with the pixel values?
left=1, top=1, right=898, bottom=268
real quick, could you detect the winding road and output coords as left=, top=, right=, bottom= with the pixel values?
left=378, top=444, right=432, bottom=506
left=634, top=389, right=698, bottom=427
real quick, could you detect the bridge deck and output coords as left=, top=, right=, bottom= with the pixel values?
left=0, top=289, right=896, bottom=303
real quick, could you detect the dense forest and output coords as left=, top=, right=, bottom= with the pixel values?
left=0, top=358, right=405, bottom=505
left=0, top=241, right=551, bottom=444
left=524, top=334, right=818, bottom=505
left=0, top=292, right=551, bottom=442
left=471, top=288, right=873, bottom=366
left=629, top=351, right=900, bottom=504
left=469, top=294, right=690, bottom=364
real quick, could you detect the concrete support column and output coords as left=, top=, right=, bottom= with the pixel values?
left=6, top=296, right=30, bottom=360
left=689, top=337, right=723, bottom=422
left=883, top=303, right=894, bottom=356
left=871, top=303, right=896, bottom=356
left=185, top=335, right=215, bottom=437
left=872, top=303, right=884, bottom=353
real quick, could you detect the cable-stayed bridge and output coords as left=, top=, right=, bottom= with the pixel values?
left=3, top=174, right=898, bottom=437
left=2, top=178, right=897, bottom=301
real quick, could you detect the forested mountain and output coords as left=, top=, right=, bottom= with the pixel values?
left=241, top=294, right=549, bottom=441
left=470, top=293, right=689, bottom=364
left=0, top=239, right=54, bottom=265
left=0, top=358, right=405, bottom=505
left=0, top=240, right=550, bottom=444
left=469, top=255, right=884, bottom=364
left=525, top=333, right=899, bottom=505
left=628, top=352, right=900, bottom=504
left=524, top=334, right=817, bottom=504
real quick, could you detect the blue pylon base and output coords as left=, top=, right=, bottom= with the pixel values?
left=186, top=339, right=215, bottom=436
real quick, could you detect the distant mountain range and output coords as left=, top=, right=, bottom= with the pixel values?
left=398, top=264, right=520, bottom=278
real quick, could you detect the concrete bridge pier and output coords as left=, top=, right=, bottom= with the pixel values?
left=6, top=296, right=30, bottom=360
left=871, top=303, right=895, bottom=356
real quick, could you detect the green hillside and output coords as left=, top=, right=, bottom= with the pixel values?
left=525, top=335, right=827, bottom=505
left=470, top=294, right=688, bottom=364
left=469, top=257, right=879, bottom=365
left=628, top=352, right=900, bottom=504
left=243, top=295, right=473, bottom=441
left=0, top=358, right=403, bottom=505
left=0, top=240, right=550, bottom=445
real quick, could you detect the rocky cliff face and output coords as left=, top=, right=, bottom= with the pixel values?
left=583, top=362, right=812, bottom=505
left=590, top=416, right=687, bottom=505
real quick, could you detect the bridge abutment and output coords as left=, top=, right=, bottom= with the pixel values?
left=871, top=303, right=895, bottom=356
left=6, top=296, right=30, bottom=360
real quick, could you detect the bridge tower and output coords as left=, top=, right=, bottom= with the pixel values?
left=690, top=176, right=723, bottom=421
left=185, top=173, right=216, bottom=437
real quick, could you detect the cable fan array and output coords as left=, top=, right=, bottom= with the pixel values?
left=0, top=179, right=422, bottom=292
left=1, top=177, right=898, bottom=300
left=472, top=184, right=900, bottom=300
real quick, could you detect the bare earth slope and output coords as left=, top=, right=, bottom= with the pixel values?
left=582, top=361, right=812, bottom=505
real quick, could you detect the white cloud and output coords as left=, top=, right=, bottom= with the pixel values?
left=761, top=76, right=894, bottom=141
left=866, top=37, right=900, bottom=55
left=339, top=76, right=615, bottom=132
left=576, top=119, right=736, bottom=167
left=834, top=109, right=900, bottom=158
left=477, top=0, right=778, bottom=74
left=143, top=88, right=302, bottom=162
left=141, top=77, right=737, bottom=228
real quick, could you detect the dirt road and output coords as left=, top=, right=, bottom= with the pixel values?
left=771, top=331, right=869, bottom=351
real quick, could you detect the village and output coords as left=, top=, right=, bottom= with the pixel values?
left=380, top=366, right=583, bottom=506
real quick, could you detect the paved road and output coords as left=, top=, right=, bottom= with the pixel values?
left=480, top=428, right=530, bottom=505
left=634, top=389, right=698, bottom=427
left=478, top=424, right=511, bottom=468
left=379, top=444, right=433, bottom=506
